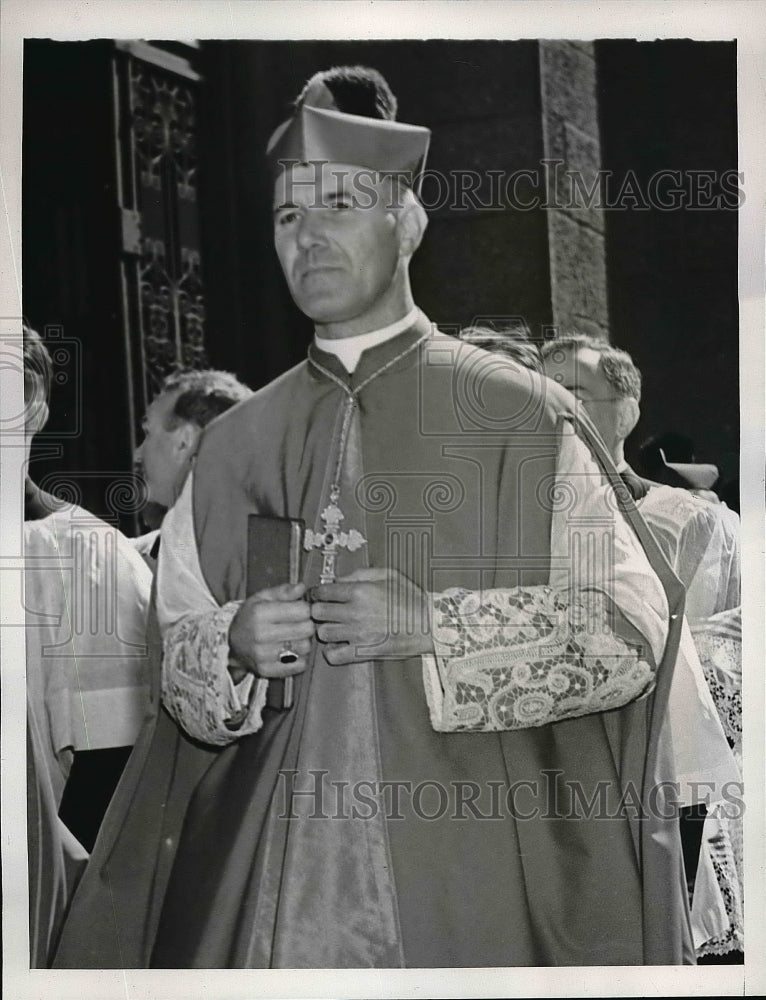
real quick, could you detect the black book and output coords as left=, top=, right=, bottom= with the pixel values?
left=246, top=514, right=304, bottom=710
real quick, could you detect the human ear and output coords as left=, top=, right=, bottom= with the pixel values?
left=174, top=422, right=201, bottom=459
left=617, top=397, right=640, bottom=440
left=396, top=198, right=428, bottom=258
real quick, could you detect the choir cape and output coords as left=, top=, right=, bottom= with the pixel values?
left=55, top=317, right=708, bottom=968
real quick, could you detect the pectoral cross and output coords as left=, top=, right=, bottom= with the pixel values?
left=304, top=488, right=367, bottom=583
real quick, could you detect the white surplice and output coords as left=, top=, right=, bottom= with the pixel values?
left=24, top=504, right=153, bottom=806
left=638, top=486, right=743, bottom=956
left=157, top=426, right=738, bottom=809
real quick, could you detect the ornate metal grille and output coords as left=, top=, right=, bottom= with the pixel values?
left=113, top=41, right=207, bottom=458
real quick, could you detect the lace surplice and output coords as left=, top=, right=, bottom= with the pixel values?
left=690, top=608, right=743, bottom=957
left=638, top=489, right=743, bottom=957
left=159, top=422, right=671, bottom=745
left=424, top=586, right=655, bottom=732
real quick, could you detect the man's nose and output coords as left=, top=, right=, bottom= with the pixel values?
left=295, top=212, right=325, bottom=250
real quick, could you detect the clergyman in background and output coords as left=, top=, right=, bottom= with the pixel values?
left=23, top=323, right=152, bottom=963
left=132, top=368, right=253, bottom=572
left=541, top=333, right=743, bottom=960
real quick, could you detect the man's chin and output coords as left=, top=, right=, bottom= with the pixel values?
left=297, top=297, right=356, bottom=326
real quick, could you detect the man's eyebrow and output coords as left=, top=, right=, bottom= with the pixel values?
left=273, top=201, right=299, bottom=213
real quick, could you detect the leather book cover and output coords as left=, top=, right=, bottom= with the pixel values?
left=246, top=514, right=304, bottom=594
left=246, top=514, right=304, bottom=710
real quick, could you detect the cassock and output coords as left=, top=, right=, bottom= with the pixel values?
left=55, top=316, right=711, bottom=968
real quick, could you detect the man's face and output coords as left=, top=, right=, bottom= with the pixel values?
left=542, top=346, right=624, bottom=454
left=273, top=162, right=401, bottom=328
left=135, top=390, right=192, bottom=508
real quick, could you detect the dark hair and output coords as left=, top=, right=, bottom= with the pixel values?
left=22, top=322, right=53, bottom=402
left=296, top=65, right=398, bottom=120
left=540, top=333, right=641, bottom=402
left=459, top=325, right=543, bottom=374
left=159, top=369, right=252, bottom=430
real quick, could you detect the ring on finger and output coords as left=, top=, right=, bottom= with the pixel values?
left=278, top=640, right=299, bottom=665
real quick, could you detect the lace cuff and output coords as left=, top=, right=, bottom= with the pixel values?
left=161, top=601, right=268, bottom=746
left=424, top=585, right=655, bottom=732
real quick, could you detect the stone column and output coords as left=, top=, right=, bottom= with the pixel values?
left=539, top=41, right=609, bottom=340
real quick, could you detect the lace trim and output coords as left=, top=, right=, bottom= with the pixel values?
left=696, top=810, right=744, bottom=958
left=690, top=617, right=741, bottom=751
left=428, top=586, right=655, bottom=732
left=689, top=609, right=743, bottom=958
left=161, top=601, right=267, bottom=746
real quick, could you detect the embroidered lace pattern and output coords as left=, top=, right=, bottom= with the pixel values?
left=690, top=608, right=743, bottom=957
left=161, top=600, right=267, bottom=746
left=428, top=585, right=655, bottom=732
left=690, top=611, right=742, bottom=752
left=697, top=805, right=744, bottom=957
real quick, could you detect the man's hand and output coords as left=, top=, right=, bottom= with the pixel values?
left=311, top=568, right=434, bottom=665
left=228, top=582, right=314, bottom=681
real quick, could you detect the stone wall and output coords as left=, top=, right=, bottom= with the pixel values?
left=539, top=40, right=609, bottom=340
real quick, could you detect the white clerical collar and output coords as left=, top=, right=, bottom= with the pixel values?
left=314, top=306, right=419, bottom=373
